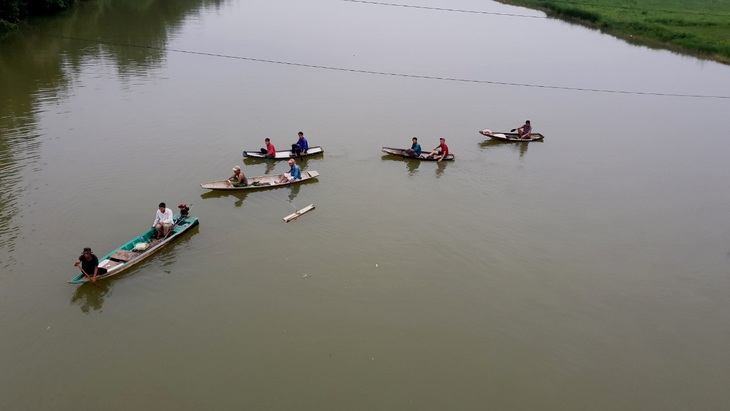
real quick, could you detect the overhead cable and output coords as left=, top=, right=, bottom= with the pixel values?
left=47, top=34, right=730, bottom=99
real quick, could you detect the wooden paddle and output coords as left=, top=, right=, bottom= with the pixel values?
left=77, top=265, right=101, bottom=289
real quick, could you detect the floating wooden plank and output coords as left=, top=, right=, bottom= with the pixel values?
left=284, top=204, right=315, bottom=222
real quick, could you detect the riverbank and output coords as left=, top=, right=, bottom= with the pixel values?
left=496, top=0, right=730, bottom=65
left=0, top=0, right=77, bottom=36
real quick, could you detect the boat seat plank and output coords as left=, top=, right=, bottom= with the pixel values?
left=110, top=250, right=138, bottom=262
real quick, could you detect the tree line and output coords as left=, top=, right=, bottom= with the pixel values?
left=1, top=0, right=79, bottom=33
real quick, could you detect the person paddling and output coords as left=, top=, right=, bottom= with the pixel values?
left=511, top=120, right=532, bottom=139
left=74, top=247, right=107, bottom=284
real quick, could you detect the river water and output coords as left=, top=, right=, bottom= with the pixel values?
left=1, top=0, right=729, bottom=409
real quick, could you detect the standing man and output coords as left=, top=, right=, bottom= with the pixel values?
left=277, top=158, right=302, bottom=184
left=405, top=137, right=422, bottom=157
left=292, top=131, right=309, bottom=156
left=512, top=120, right=532, bottom=139
left=423, top=138, right=449, bottom=162
left=74, top=247, right=107, bottom=283
left=261, top=138, right=276, bottom=159
left=153, top=202, right=174, bottom=238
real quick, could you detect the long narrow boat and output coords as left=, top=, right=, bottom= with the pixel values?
left=382, top=147, right=455, bottom=161
left=68, top=206, right=199, bottom=285
left=200, top=170, right=320, bottom=191
left=243, top=146, right=324, bottom=159
left=479, top=130, right=545, bottom=142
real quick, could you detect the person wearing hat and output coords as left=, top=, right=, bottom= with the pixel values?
left=74, top=247, right=107, bottom=283
left=152, top=202, right=174, bottom=238
left=226, top=165, right=248, bottom=187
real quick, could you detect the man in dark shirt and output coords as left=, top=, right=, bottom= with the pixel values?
left=74, top=247, right=107, bottom=283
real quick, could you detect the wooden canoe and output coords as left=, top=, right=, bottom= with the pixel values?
left=68, top=212, right=199, bottom=284
left=243, top=146, right=324, bottom=159
left=479, top=130, right=545, bottom=142
left=382, top=147, right=455, bottom=161
left=200, top=170, right=320, bottom=191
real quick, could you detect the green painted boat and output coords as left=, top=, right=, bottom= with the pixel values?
left=68, top=205, right=199, bottom=285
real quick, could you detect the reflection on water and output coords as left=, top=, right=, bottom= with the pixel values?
left=200, top=190, right=250, bottom=208
left=406, top=158, right=421, bottom=175
left=479, top=138, right=541, bottom=158
left=288, top=183, right=301, bottom=202
left=0, top=126, right=41, bottom=269
left=383, top=154, right=452, bottom=176
left=70, top=280, right=111, bottom=313
left=0, top=0, right=222, bottom=270
left=435, top=160, right=449, bottom=177
left=69, top=226, right=199, bottom=312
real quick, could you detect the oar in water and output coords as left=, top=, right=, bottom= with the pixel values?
left=77, top=265, right=101, bottom=289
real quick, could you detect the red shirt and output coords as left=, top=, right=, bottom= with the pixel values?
left=440, top=143, right=449, bottom=157
left=266, top=142, right=276, bottom=156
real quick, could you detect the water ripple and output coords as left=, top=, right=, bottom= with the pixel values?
left=0, top=119, right=42, bottom=271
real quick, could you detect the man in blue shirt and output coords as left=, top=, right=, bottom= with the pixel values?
left=277, top=158, right=302, bottom=184
left=405, top=137, right=421, bottom=157
left=292, top=131, right=309, bottom=156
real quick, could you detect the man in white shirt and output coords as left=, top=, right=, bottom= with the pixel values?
left=153, top=202, right=174, bottom=238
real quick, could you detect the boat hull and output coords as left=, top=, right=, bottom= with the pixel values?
left=479, top=130, right=545, bottom=142
left=200, top=170, right=320, bottom=191
left=68, top=214, right=199, bottom=284
left=382, top=147, right=454, bottom=161
left=243, top=146, right=324, bottom=159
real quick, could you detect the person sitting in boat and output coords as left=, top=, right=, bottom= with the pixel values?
left=277, top=158, right=302, bottom=184
left=291, top=131, right=309, bottom=156
left=152, top=202, right=174, bottom=238
left=405, top=137, right=422, bottom=158
left=226, top=165, right=248, bottom=187
left=74, top=247, right=107, bottom=283
left=422, top=138, right=449, bottom=162
left=511, top=120, right=532, bottom=139
left=260, top=138, right=276, bottom=159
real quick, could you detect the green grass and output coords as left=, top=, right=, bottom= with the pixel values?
left=496, top=0, right=730, bottom=64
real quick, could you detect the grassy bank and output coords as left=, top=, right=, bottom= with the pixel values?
left=496, top=0, right=730, bottom=65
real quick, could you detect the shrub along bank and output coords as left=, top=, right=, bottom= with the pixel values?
left=1, top=0, right=78, bottom=34
left=496, top=0, right=730, bottom=65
